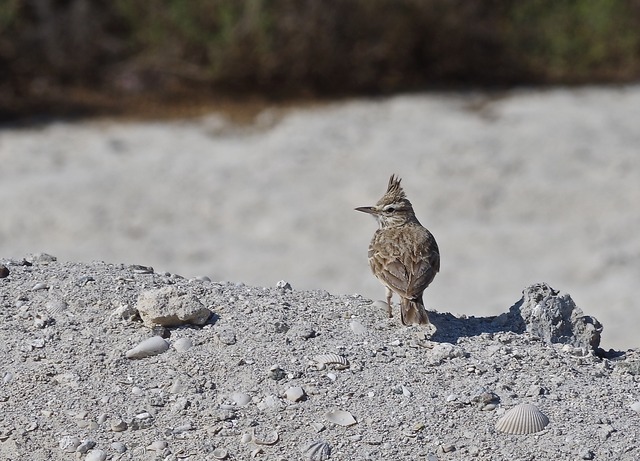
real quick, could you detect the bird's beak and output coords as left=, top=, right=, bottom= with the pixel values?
left=355, top=206, right=377, bottom=215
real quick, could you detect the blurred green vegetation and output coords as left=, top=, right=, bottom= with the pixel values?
left=1, top=0, right=639, bottom=117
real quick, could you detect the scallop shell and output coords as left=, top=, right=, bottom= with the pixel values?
left=324, top=409, right=357, bottom=426
left=212, top=448, right=228, bottom=459
left=301, top=439, right=332, bottom=461
left=312, top=354, right=349, bottom=370
left=495, top=404, right=549, bottom=434
left=251, top=429, right=279, bottom=445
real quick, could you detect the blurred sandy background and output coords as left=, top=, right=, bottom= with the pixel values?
left=2, top=86, right=639, bottom=350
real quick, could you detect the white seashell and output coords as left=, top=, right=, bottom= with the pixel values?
left=212, top=448, right=228, bottom=459
left=301, top=439, right=332, bottom=461
left=230, top=392, right=251, bottom=406
left=325, top=409, right=357, bottom=426
left=252, top=429, right=279, bottom=445
left=85, top=449, right=107, bottom=461
left=46, top=299, right=68, bottom=316
left=312, top=354, right=349, bottom=370
left=495, top=404, right=549, bottom=435
left=126, top=336, right=169, bottom=359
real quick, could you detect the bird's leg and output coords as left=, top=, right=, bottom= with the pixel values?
left=385, top=287, right=393, bottom=318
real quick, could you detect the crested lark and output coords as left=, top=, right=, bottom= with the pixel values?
left=356, top=174, right=440, bottom=325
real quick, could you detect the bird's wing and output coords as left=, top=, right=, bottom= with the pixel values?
left=369, top=244, right=439, bottom=299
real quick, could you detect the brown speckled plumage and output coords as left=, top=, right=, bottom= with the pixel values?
left=356, top=175, right=439, bottom=325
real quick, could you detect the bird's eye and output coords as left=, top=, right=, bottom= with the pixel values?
left=385, top=207, right=395, bottom=212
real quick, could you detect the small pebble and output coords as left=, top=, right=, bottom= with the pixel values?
left=230, top=392, right=251, bottom=406
left=630, top=401, right=640, bottom=413
left=59, top=435, right=81, bottom=452
left=110, top=419, right=128, bottom=432
left=147, top=440, right=168, bottom=451
left=76, top=439, right=96, bottom=454
left=0, top=265, right=9, bottom=278
left=285, top=386, right=306, bottom=402
left=85, top=448, right=107, bottom=461
left=111, top=442, right=127, bottom=453
left=173, top=337, right=193, bottom=352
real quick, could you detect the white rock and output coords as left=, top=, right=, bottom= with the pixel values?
left=135, top=286, right=211, bottom=327
left=630, top=401, right=640, bottom=413
left=85, top=449, right=107, bottom=461
left=173, top=337, right=193, bottom=352
left=285, top=386, right=306, bottom=402
left=59, top=435, right=81, bottom=453
left=230, top=392, right=251, bottom=406
left=125, top=336, right=169, bottom=359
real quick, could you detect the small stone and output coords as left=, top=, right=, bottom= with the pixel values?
left=59, top=435, right=81, bottom=453
left=31, top=282, right=48, bottom=291
left=440, top=443, right=456, bottom=453
left=217, top=327, right=237, bottom=345
left=268, top=365, right=285, bottom=381
left=276, top=280, right=292, bottom=290
left=85, top=449, right=107, bottom=461
left=29, top=253, right=57, bottom=264
left=229, top=392, right=251, bottom=406
left=579, top=448, right=595, bottom=460
left=76, top=439, right=96, bottom=453
left=285, top=386, right=306, bottom=402
left=147, top=440, right=168, bottom=451
left=111, top=442, right=127, bottom=453
left=125, top=336, right=169, bottom=359
left=0, top=265, right=9, bottom=278
left=110, top=419, right=128, bottom=432
left=173, top=337, right=193, bottom=352
left=630, top=401, right=640, bottom=413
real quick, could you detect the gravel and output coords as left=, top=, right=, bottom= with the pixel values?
left=0, top=255, right=639, bottom=460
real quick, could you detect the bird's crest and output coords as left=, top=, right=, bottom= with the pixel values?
left=378, top=174, right=409, bottom=206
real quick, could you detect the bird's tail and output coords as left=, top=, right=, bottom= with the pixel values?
left=400, top=297, right=430, bottom=326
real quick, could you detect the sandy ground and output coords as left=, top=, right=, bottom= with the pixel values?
left=1, top=86, right=639, bottom=350
left=0, top=258, right=638, bottom=460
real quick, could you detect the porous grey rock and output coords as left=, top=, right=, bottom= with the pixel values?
left=508, top=283, right=602, bottom=350
left=135, top=286, right=211, bottom=327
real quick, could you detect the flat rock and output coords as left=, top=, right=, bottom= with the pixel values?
left=135, top=286, right=211, bottom=327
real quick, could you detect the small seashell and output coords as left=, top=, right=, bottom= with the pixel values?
left=325, top=409, right=357, bottom=426
left=241, top=433, right=253, bottom=444
left=212, top=448, right=228, bottom=459
left=495, top=404, right=549, bottom=435
left=252, top=428, right=279, bottom=445
left=125, top=336, right=169, bottom=359
left=46, top=298, right=68, bottom=316
left=31, top=282, right=48, bottom=291
left=312, top=354, right=349, bottom=370
left=301, top=439, right=332, bottom=461
left=85, top=449, right=107, bottom=461
left=230, top=391, right=252, bottom=406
